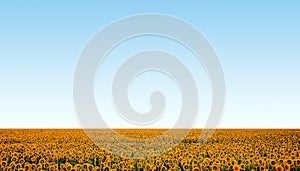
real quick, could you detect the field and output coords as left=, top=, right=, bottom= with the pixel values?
left=0, top=129, right=299, bottom=171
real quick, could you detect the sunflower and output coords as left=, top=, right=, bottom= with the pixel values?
left=39, top=158, right=45, bottom=164
left=19, top=158, right=25, bottom=164
left=137, top=162, right=143, bottom=169
left=30, top=156, right=36, bottom=163
left=276, top=165, right=283, bottom=171
left=284, top=164, right=290, bottom=171
left=270, top=159, right=276, bottom=166
left=279, top=159, right=284, bottom=164
left=88, top=165, right=94, bottom=171
left=160, top=166, right=168, bottom=171
left=240, top=164, right=245, bottom=171
left=168, top=167, right=176, bottom=171
left=223, top=164, right=229, bottom=171
left=212, top=164, right=219, bottom=171
left=1, top=161, right=7, bottom=167
left=183, top=164, right=190, bottom=170
left=192, top=160, right=198, bottom=165
left=144, top=164, right=152, bottom=171
left=94, top=166, right=101, bottom=171
left=285, top=159, right=292, bottom=165
left=233, top=165, right=240, bottom=171
left=24, top=163, right=31, bottom=170
left=11, top=156, right=18, bottom=162
left=103, top=166, right=109, bottom=171
left=31, top=164, right=37, bottom=170
left=192, top=167, right=201, bottom=171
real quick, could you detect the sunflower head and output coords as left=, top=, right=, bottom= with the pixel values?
left=193, top=167, right=200, bottom=171
left=212, top=165, right=218, bottom=171
left=276, top=165, right=283, bottom=171
left=286, top=159, right=292, bottom=165
left=233, top=165, right=240, bottom=171
left=284, top=164, right=290, bottom=171
left=270, top=160, right=276, bottom=166
left=183, top=164, right=190, bottom=170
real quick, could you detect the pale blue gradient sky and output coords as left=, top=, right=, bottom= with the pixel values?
left=0, top=1, right=299, bottom=128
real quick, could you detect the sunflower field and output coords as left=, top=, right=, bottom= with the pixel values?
left=0, top=129, right=299, bottom=171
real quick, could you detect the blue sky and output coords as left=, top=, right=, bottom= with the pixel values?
left=0, top=1, right=299, bottom=128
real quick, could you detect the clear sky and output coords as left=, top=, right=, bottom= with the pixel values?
left=0, top=1, right=299, bottom=128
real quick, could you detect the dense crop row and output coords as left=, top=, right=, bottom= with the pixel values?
left=0, top=129, right=299, bottom=171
